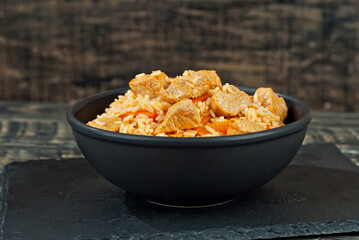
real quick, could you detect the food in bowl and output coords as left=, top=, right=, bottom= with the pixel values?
left=67, top=83, right=311, bottom=206
left=88, top=70, right=288, bottom=137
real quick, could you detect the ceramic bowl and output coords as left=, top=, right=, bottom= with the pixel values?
left=67, top=87, right=312, bottom=207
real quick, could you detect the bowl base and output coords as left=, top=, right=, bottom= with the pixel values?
left=144, top=198, right=235, bottom=209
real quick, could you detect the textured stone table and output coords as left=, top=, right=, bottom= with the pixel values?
left=1, top=101, right=359, bottom=239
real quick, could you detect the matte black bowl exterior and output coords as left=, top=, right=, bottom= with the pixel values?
left=67, top=87, right=312, bottom=206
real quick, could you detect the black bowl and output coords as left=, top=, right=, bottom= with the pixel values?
left=67, top=87, right=312, bottom=207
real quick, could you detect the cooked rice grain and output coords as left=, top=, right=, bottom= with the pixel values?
left=88, top=78, right=286, bottom=137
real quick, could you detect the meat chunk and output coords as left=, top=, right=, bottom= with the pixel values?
left=182, top=70, right=211, bottom=98
left=195, top=120, right=230, bottom=136
left=165, top=77, right=193, bottom=103
left=155, top=99, right=200, bottom=134
left=210, top=85, right=251, bottom=117
left=164, top=70, right=222, bottom=103
left=129, top=71, right=170, bottom=99
left=197, top=70, right=222, bottom=89
left=253, top=88, right=288, bottom=122
left=227, top=118, right=266, bottom=135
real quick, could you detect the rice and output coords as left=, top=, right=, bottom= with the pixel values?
left=151, top=70, right=162, bottom=76
left=223, top=83, right=231, bottom=92
left=88, top=89, right=284, bottom=137
left=87, top=70, right=287, bottom=137
left=135, top=73, right=145, bottom=78
left=94, top=119, right=105, bottom=126
left=183, top=132, right=196, bottom=137
left=242, top=104, right=283, bottom=129
left=205, top=125, right=219, bottom=136
left=209, top=109, right=216, bottom=118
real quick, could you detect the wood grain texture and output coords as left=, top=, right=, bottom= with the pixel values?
left=0, top=0, right=359, bottom=111
left=0, top=102, right=358, bottom=173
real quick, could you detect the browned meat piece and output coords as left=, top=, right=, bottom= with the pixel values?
left=88, top=117, right=120, bottom=132
left=165, top=70, right=222, bottom=102
left=254, top=88, right=288, bottom=121
left=210, top=85, right=251, bottom=117
left=129, top=71, right=170, bottom=99
left=155, top=99, right=200, bottom=134
left=197, top=70, right=222, bottom=89
left=165, top=77, right=193, bottom=103
left=182, top=70, right=211, bottom=98
left=226, top=118, right=266, bottom=135
left=225, top=85, right=242, bottom=94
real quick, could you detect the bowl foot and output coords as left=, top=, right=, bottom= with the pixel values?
left=144, top=198, right=235, bottom=209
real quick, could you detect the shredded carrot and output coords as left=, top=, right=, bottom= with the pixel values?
left=167, top=132, right=184, bottom=137
left=119, top=111, right=158, bottom=120
left=195, top=126, right=210, bottom=136
left=192, top=93, right=211, bottom=104
left=195, top=120, right=230, bottom=136
left=200, top=115, right=212, bottom=125
left=209, top=120, right=230, bottom=134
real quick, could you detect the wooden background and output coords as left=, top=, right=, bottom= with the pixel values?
left=0, top=0, right=358, bottom=111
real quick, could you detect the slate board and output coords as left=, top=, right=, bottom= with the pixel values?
left=1, top=143, right=359, bottom=240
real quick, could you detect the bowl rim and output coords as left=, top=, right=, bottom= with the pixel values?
left=67, top=86, right=312, bottom=147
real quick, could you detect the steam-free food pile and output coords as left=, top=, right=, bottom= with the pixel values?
left=87, top=70, right=288, bottom=137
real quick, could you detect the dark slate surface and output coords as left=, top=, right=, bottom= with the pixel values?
left=1, top=143, right=359, bottom=240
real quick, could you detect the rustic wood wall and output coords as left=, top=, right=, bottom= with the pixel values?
left=0, top=0, right=358, bottom=111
